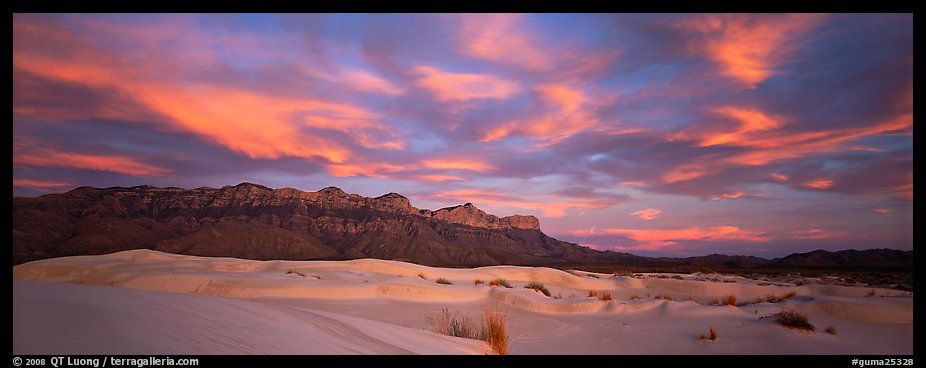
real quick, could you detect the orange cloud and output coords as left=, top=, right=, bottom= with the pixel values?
left=14, top=17, right=405, bottom=166
left=480, top=84, right=601, bottom=144
left=421, top=159, right=495, bottom=172
left=770, top=173, right=789, bottom=182
left=872, top=208, right=895, bottom=214
left=699, top=107, right=785, bottom=147
left=719, top=113, right=912, bottom=166
left=327, top=162, right=407, bottom=178
left=792, top=228, right=848, bottom=239
left=803, top=179, right=834, bottom=190
left=14, top=146, right=172, bottom=177
left=601, top=225, right=769, bottom=249
left=710, top=191, right=744, bottom=201
left=414, top=65, right=520, bottom=102
left=456, top=14, right=553, bottom=70
left=679, top=14, right=826, bottom=88
left=12, top=179, right=72, bottom=190
left=428, top=188, right=614, bottom=217
left=630, top=208, right=662, bottom=220
left=414, top=174, right=466, bottom=182
left=662, top=163, right=708, bottom=183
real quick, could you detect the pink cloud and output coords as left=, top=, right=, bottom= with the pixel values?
left=710, top=191, right=744, bottom=201
left=414, top=174, right=466, bottom=182
left=427, top=188, right=617, bottom=217
left=600, top=225, right=769, bottom=250
left=802, top=179, right=834, bottom=190
left=481, top=84, right=605, bottom=144
left=414, top=65, right=521, bottom=102
left=630, top=208, right=662, bottom=220
left=14, top=145, right=172, bottom=177
left=456, top=14, right=553, bottom=70
left=770, top=173, right=789, bottom=182
left=792, top=228, right=848, bottom=239
left=872, top=208, right=894, bottom=214
left=421, top=158, right=495, bottom=172
left=678, top=14, right=827, bottom=88
left=12, top=179, right=72, bottom=190
left=620, top=181, right=645, bottom=186
left=13, top=17, right=408, bottom=165
left=662, top=163, right=708, bottom=183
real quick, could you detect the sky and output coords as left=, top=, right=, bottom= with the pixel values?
left=12, top=13, right=912, bottom=258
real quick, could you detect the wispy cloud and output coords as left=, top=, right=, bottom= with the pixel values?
left=630, top=208, right=663, bottom=220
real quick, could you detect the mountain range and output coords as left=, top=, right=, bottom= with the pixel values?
left=12, top=183, right=913, bottom=268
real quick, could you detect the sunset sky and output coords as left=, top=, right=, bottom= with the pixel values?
left=12, top=14, right=912, bottom=257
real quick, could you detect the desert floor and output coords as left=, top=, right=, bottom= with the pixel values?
left=13, top=250, right=913, bottom=354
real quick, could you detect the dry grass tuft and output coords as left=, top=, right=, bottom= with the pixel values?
left=628, top=294, right=640, bottom=300
left=474, top=279, right=484, bottom=285
left=708, top=298, right=721, bottom=306
left=425, top=308, right=481, bottom=339
left=483, top=305, right=509, bottom=355
left=773, top=310, right=815, bottom=332
left=722, top=294, right=737, bottom=306
left=286, top=270, right=306, bottom=277
left=436, top=278, right=453, bottom=285
left=709, top=326, right=717, bottom=341
left=825, top=325, right=837, bottom=335
left=489, top=278, right=513, bottom=288
left=588, top=290, right=613, bottom=301
left=866, top=289, right=877, bottom=297
left=525, top=281, right=551, bottom=297
left=417, top=272, right=428, bottom=280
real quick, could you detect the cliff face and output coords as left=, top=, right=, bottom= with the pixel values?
left=12, top=183, right=588, bottom=266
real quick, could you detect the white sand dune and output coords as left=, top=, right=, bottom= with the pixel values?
left=13, top=250, right=913, bottom=354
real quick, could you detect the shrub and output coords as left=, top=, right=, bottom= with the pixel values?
left=588, top=290, right=612, bottom=301
left=483, top=306, right=509, bottom=355
left=663, top=295, right=673, bottom=301
left=311, top=275, right=321, bottom=280
left=866, top=289, right=877, bottom=297
left=436, top=278, right=453, bottom=285
left=425, top=308, right=480, bottom=339
left=773, top=310, right=815, bottom=332
left=709, top=326, right=717, bottom=341
left=722, top=294, right=737, bottom=306
left=525, top=281, right=551, bottom=297
left=825, top=325, right=837, bottom=335
left=474, top=279, right=484, bottom=285
left=489, top=279, right=512, bottom=288
left=418, top=272, right=428, bottom=280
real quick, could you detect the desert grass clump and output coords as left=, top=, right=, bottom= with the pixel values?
left=474, top=279, right=484, bottom=285
left=722, top=294, right=737, bottom=306
left=489, top=278, right=512, bottom=288
left=286, top=270, right=306, bottom=277
left=312, top=275, right=321, bottom=280
left=525, top=281, right=551, bottom=297
left=773, top=310, right=815, bottom=332
left=866, top=289, right=877, bottom=297
left=483, top=305, right=509, bottom=355
left=707, top=298, right=721, bottom=306
left=628, top=294, right=640, bottom=300
left=436, top=278, right=453, bottom=285
left=417, top=272, right=428, bottom=280
left=698, top=326, right=717, bottom=341
left=825, top=325, right=837, bottom=335
left=425, top=308, right=481, bottom=339
left=588, top=290, right=612, bottom=301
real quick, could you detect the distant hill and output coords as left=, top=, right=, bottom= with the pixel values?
left=768, top=249, right=913, bottom=268
left=12, top=183, right=913, bottom=268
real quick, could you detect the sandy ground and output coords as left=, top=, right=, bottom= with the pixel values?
left=13, top=250, right=913, bottom=354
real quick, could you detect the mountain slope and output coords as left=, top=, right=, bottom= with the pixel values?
left=13, top=183, right=603, bottom=266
